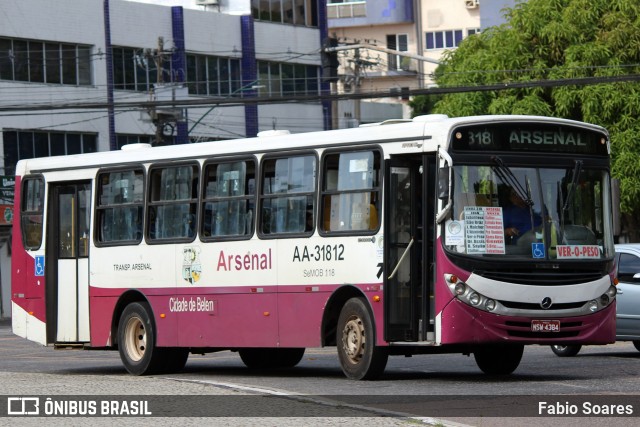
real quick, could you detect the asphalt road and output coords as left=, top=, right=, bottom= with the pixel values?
left=1, top=320, right=639, bottom=427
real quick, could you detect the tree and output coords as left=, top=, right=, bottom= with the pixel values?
left=424, top=0, right=640, bottom=241
left=408, top=94, right=442, bottom=117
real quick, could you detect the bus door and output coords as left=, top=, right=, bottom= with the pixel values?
left=384, top=155, right=435, bottom=342
left=46, top=182, right=91, bottom=344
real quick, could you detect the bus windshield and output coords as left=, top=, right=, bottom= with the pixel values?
left=444, top=162, right=614, bottom=260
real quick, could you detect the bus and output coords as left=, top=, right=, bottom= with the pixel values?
left=11, top=114, right=617, bottom=380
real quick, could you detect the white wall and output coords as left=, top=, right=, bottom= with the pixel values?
left=254, top=22, right=321, bottom=66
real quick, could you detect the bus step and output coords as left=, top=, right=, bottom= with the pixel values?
left=54, top=343, right=85, bottom=350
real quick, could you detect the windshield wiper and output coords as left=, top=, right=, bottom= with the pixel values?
left=562, top=160, right=583, bottom=211
left=491, top=156, right=534, bottom=206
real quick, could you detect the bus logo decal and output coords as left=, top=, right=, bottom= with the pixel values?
left=182, top=247, right=201, bottom=285
left=217, top=249, right=273, bottom=271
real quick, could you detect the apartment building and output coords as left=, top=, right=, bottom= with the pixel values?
left=327, top=0, right=518, bottom=127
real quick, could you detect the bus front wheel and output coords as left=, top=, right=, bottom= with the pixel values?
left=474, top=344, right=524, bottom=375
left=337, top=297, right=388, bottom=380
left=118, top=302, right=167, bottom=375
left=550, top=344, right=582, bottom=357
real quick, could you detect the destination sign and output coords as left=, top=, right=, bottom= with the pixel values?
left=451, top=123, right=609, bottom=156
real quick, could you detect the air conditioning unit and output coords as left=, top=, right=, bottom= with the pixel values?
left=465, top=0, right=479, bottom=8
left=196, top=0, right=219, bottom=5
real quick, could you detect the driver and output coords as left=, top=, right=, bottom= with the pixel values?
left=503, top=188, right=541, bottom=243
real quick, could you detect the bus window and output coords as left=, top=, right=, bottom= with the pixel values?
left=96, top=169, right=144, bottom=244
left=77, top=184, right=91, bottom=256
left=260, top=154, right=316, bottom=236
left=148, top=164, right=198, bottom=242
left=320, top=150, right=381, bottom=233
left=201, top=159, right=256, bottom=239
left=21, top=177, right=45, bottom=249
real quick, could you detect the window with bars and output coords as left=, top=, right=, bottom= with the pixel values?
left=0, top=37, right=91, bottom=85
left=387, top=34, right=408, bottom=71
left=257, top=61, right=319, bottom=97
left=112, top=46, right=174, bottom=92
left=251, top=0, right=317, bottom=27
left=2, top=130, right=97, bottom=176
left=186, top=54, right=242, bottom=96
left=425, top=29, right=479, bottom=51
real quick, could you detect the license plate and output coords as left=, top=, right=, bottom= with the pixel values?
left=531, top=319, right=560, bottom=332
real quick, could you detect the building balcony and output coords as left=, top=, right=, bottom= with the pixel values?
left=327, top=1, right=367, bottom=19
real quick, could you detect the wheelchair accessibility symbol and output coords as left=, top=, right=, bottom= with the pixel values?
left=35, top=255, right=45, bottom=276
left=532, top=243, right=545, bottom=259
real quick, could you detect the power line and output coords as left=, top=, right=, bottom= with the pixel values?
left=2, top=73, right=640, bottom=113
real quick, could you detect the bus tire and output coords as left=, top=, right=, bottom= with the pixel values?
left=118, top=302, right=163, bottom=375
left=632, top=341, right=640, bottom=352
left=474, top=344, right=524, bottom=375
left=337, top=297, right=388, bottom=380
left=164, top=348, right=190, bottom=372
left=550, top=344, right=582, bottom=357
left=239, top=348, right=305, bottom=369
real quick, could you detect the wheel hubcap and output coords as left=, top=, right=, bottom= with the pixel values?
left=342, top=315, right=365, bottom=364
left=124, top=317, right=146, bottom=362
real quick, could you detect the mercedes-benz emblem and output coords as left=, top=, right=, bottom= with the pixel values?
left=540, top=297, right=553, bottom=309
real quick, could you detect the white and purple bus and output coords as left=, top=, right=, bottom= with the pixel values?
left=11, top=115, right=617, bottom=379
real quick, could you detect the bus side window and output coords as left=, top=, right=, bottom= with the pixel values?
left=21, top=177, right=45, bottom=250
left=148, top=164, right=198, bottom=242
left=201, top=159, right=255, bottom=239
left=321, top=150, right=380, bottom=233
left=95, top=169, right=144, bottom=245
left=260, top=154, right=316, bottom=236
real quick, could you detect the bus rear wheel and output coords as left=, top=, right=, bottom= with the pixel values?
left=550, top=344, right=582, bottom=357
left=118, top=302, right=189, bottom=375
left=337, top=297, right=388, bottom=380
left=239, top=348, right=305, bottom=369
left=474, top=344, right=524, bottom=375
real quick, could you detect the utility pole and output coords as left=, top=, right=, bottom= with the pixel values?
left=353, top=47, right=361, bottom=125
left=152, top=37, right=166, bottom=146
left=144, top=37, right=184, bottom=146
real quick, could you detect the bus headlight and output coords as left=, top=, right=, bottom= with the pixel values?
left=469, top=292, right=480, bottom=306
left=597, top=285, right=616, bottom=308
left=445, top=273, right=501, bottom=313
left=588, top=300, right=598, bottom=312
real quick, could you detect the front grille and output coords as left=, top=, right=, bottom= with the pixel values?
left=500, top=301, right=585, bottom=310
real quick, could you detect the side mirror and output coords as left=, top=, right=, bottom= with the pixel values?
left=611, top=179, right=621, bottom=237
left=438, top=166, right=449, bottom=200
